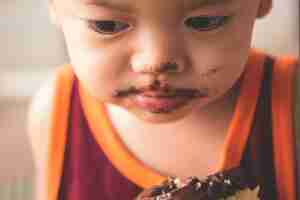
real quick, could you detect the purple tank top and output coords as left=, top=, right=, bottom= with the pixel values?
left=58, top=56, right=278, bottom=200
left=57, top=79, right=143, bottom=200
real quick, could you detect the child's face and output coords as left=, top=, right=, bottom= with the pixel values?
left=52, top=0, right=268, bottom=123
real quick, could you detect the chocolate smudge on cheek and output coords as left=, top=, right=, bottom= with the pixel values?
left=199, top=67, right=222, bottom=77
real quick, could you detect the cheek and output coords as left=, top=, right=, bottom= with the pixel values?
left=61, top=20, right=131, bottom=99
left=189, top=46, right=248, bottom=100
left=187, top=8, right=256, bottom=96
left=188, top=36, right=249, bottom=90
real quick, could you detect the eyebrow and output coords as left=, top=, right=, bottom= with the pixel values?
left=77, top=0, right=134, bottom=12
left=187, top=0, right=236, bottom=9
left=77, top=0, right=235, bottom=12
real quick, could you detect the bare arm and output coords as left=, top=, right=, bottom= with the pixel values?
left=27, top=72, right=57, bottom=200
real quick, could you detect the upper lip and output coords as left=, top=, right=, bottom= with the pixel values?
left=137, top=88, right=208, bottom=98
left=133, top=87, right=208, bottom=98
left=114, top=84, right=209, bottom=98
left=140, top=90, right=177, bottom=98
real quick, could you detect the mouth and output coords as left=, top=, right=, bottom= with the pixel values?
left=140, top=88, right=207, bottom=98
left=132, top=95, right=195, bottom=113
left=113, top=84, right=209, bottom=113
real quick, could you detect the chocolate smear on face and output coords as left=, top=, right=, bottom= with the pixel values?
left=113, top=82, right=209, bottom=99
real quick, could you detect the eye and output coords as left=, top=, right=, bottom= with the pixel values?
left=88, top=20, right=130, bottom=35
left=184, top=16, right=230, bottom=31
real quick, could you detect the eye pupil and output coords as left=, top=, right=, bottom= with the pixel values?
left=185, top=16, right=227, bottom=31
left=92, top=20, right=129, bottom=34
left=96, top=21, right=116, bottom=31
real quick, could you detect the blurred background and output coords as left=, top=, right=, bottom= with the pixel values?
left=0, top=0, right=299, bottom=199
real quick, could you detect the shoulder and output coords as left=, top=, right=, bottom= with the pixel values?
left=267, top=54, right=298, bottom=88
left=27, top=64, right=73, bottom=161
left=272, top=54, right=298, bottom=99
left=27, top=67, right=58, bottom=200
left=270, top=54, right=299, bottom=132
left=27, top=68, right=57, bottom=164
left=26, top=64, right=73, bottom=199
left=271, top=54, right=298, bottom=107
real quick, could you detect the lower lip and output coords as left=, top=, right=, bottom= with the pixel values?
left=132, top=95, right=198, bottom=113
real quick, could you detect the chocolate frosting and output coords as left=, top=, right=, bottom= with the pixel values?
left=135, top=167, right=258, bottom=200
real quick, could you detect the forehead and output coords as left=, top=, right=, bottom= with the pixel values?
left=71, top=0, right=238, bottom=11
left=78, top=0, right=234, bottom=5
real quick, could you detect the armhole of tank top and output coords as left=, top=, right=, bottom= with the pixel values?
left=47, top=64, right=74, bottom=200
left=272, top=56, right=298, bottom=200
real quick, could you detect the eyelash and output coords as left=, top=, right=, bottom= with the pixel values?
left=87, top=20, right=131, bottom=35
left=185, top=16, right=231, bottom=31
left=87, top=16, right=231, bottom=36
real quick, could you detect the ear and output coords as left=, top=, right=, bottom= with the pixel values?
left=48, top=1, right=62, bottom=29
left=256, top=0, right=273, bottom=18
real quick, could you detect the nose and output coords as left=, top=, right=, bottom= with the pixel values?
left=130, top=29, right=189, bottom=75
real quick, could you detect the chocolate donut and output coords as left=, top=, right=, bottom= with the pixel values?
left=135, top=167, right=260, bottom=200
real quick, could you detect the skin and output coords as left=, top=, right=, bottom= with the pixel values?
left=49, top=0, right=272, bottom=126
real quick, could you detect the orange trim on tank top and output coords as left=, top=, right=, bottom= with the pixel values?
left=47, top=65, right=75, bottom=200
left=77, top=49, right=266, bottom=189
left=272, top=56, right=298, bottom=200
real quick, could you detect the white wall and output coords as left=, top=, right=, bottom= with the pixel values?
left=1, top=0, right=68, bottom=99
left=253, top=0, right=299, bottom=56
left=0, top=1, right=67, bottom=199
left=1, top=0, right=67, bottom=69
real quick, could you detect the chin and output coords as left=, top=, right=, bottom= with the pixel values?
left=127, top=103, right=196, bottom=124
left=110, top=96, right=210, bottom=124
